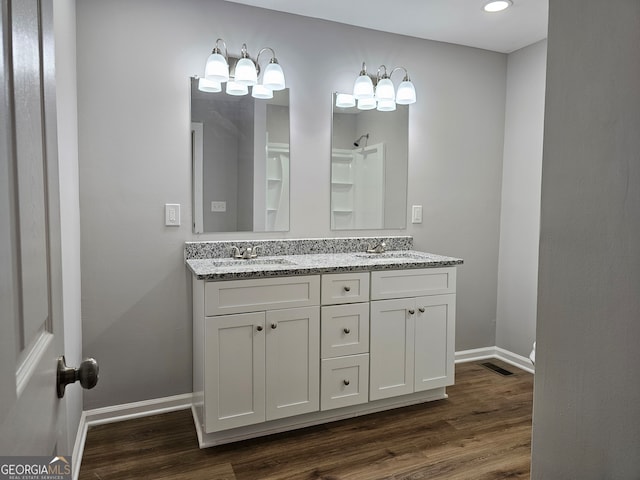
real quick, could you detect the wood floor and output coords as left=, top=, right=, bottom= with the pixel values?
left=79, top=360, right=533, bottom=480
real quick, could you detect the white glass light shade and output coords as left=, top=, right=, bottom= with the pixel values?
left=353, top=74, right=374, bottom=100
left=234, top=57, right=258, bottom=86
left=226, top=80, right=248, bottom=96
left=357, top=97, right=377, bottom=110
left=251, top=84, right=273, bottom=99
left=262, top=62, right=285, bottom=91
left=483, top=0, right=512, bottom=12
left=335, top=93, right=356, bottom=108
left=375, top=78, right=395, bottom=101
left=395, top=80, right=417, bottom=105
left=198, top=77, right=221, bottom=93
left=377, top=99, right=396, bottom=112
left=204, top=52, right=229, bottom=83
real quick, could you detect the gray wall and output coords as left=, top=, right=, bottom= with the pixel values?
left=496, top=40, right=546, bottom=358
left=532, top=0, right=640, bottom=477
left=77, top=0, right=507, bottom=408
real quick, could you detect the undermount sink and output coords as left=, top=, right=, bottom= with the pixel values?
left=354, top=251, right=428, bottom=261
left=208, top=258, right=295, bottom=268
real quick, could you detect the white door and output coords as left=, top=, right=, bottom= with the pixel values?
left=414, top=294, right=456, bottom=392
left=204, top=312, right=266, bottom=432
left=0, top=0, right=68, bottom=455
left=265, top=306, right=320, bottom=420
left=369, top=298, right=415, bottom=400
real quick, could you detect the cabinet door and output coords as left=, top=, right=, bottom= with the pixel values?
left=414, top=294, right=456, bottom=392
left=265, top=306, right=320, bottom=420
left=370, top=298, right=415, bottom=400
left=204, top=312, right=266, bottom=432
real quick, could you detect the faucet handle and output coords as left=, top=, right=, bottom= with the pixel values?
left=366, top=241, right=386, bottom=254
left=230, top=246, right=241, bottom=258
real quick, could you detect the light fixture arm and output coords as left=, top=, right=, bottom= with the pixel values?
left=256, top=47, right=277, bottom=65
left=240, top=43, right=251, bottom=59
left=376, top=65, right=390, bottom=82
left=211, top=38, right=228, bottom=60
left=255, top=47, right=279, bottom=77
left=390, top=66, right=411, bottom=82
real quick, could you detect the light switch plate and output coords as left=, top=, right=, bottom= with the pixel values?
left=411, top=205, right=423, bottom=224
left=165, top=204, right=180, bottom=226
left=211, top=201, right=227, bottom=212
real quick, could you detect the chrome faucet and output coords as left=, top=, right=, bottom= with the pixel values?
left=230, top=245, right=262, bottom=259
left=366, top=241, right=386, bottom=254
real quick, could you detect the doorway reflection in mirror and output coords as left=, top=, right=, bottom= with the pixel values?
left=190, top=78, right=290, bottom=233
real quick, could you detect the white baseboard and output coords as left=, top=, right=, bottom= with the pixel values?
left=72, top=347, right=533, bottom=478
left=493, top=346, right=535, bottom=374
left=71, top=393, right=192, bottom=480
left=455, top=346, right=535, bottom=374
left=454, top=346, right=497, bottom=363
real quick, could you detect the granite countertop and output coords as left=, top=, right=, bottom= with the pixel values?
left=186, top=250, right=463, bottom=281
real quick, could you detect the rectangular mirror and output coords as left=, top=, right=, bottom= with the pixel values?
left=331, top=93, right=408, bottom=230
left=190, top=78, right=290, bottom=233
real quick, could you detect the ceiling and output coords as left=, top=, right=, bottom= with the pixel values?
left=223, top=0, right=548, bottom=54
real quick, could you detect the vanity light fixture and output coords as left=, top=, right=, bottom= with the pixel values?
left=199, top=38, right=285, bottom=98
left=483, top=0, right=512, bottom=12
left=337, top=62, right=417, bottom=111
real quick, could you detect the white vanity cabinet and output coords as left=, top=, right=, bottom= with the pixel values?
left=192, top=265, right=457, bottom=447
left=369, top=268, right=456, bottom=401
left=194, top=276, right=320, bottom=434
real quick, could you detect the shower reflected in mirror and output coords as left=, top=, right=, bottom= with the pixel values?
left=331, top=93, right=408, bottom=230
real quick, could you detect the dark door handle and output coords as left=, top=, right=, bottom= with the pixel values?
left=57, top=356, right=99, bottom=398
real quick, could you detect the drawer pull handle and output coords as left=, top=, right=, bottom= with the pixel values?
left=343, top=286, right=351, bottom=292
left=271, top=323, right=278, bottom=329
left=256, top=325, right=263, bottom=332
left=408, top=309, right=415, bottom=315
left=418, top=307, right=426, bottom=313
left=343, top=328, right=351, bottom=334
left=343, top=379, right=350, bottom=386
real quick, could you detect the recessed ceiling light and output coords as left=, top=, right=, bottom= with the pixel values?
left=483, top=0, right=513, bottom=13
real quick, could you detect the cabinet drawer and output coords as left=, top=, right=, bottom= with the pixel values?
left=321, top=303, right=369, bottom=358
left=371, top=268, right=456, bottom=300
left=321, top=354, right=369, bottom=411
left=205, top=276, right=320, bottom=316
left=321, top=272, right=369, bottom=305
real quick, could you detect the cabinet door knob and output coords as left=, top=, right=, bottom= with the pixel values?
left=408, top=309, right=415, bottom=315
left=418, top=307, right=426, bottom=313
left=256, top=325, right=263, bottom=332
left=343, top=285, right=351, bottom=292
left=343, top=379, right=350, bottom=386
left=343, top=328, right=351, bottom=334
left=271, top=323, right=278, bottom=329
